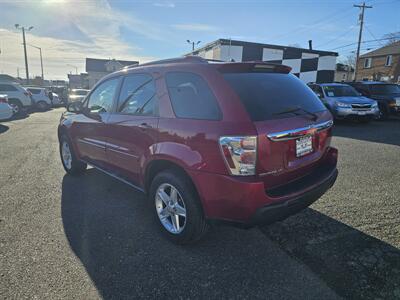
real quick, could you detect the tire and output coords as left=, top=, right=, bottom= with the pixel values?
left=149, top=169, right=209, bottom=244
left=377, top=104, right=389, bottom=121
left=36, top=101, right=49, bottom=111
left=8, top=99, right=23, bottom=115
left=59, top=134, right=87, bottom=175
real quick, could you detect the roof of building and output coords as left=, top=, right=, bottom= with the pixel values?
left=86, top=58, right=139, bottom=72
left=187, top=38, right=338, bottom=57
left=360, top=41, right=400, bottom=58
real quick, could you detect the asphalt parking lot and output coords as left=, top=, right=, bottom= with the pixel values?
left=1, top=108, right=399, bottom=299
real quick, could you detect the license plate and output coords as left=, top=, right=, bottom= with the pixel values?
left=358, top=111, right=366, bottom=115
left=296, top=136, right=313, bottom=157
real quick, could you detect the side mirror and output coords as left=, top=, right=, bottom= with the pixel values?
left=67, top=101, right=83, bottom=113
left=316, top=93, right=322, bottom=98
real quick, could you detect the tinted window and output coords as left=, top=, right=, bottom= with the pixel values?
left=166, top=72, right=221, bottom=120
left=27, top=88, right=41, bottom=94
left=322, top=85, right=359, bottom=97
left=118, top=74, right=158, bottom=116
left=370, top=84, right=400, bottom=95
left=87, top=78, right=119, bottom=113
left=223, top=73, right=326, bottom=121
left=0, top=84, right=18, bottom=92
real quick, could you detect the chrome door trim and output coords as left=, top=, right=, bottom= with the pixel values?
left=82, top=160, right=145, bottom=193
left=77, top=138, right=106, bottom=149
left=107, top=147, right=139, bottom=158
left=267, top=120, right=333, bottom=142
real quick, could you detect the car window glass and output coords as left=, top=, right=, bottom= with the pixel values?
left=165, top=72, right=221, bottom=120
left=223, top=73, right=326, bottom=121
left=0, top=84, right=18, bottom=92
left=118, top=74, right=158, bottom=116
left=87, top=78, right=119, bottom=113
left=28, top=88, right=41, bottom=94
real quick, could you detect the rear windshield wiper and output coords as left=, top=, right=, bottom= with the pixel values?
left=273, top=106, right=318, bottom=121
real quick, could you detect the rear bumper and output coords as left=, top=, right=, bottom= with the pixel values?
left=249, top=168, right=337, bottom=226
left=189, top=147, right=338, bottom=226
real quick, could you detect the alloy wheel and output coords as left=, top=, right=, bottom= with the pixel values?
left=155, top=183, right=187, bottom=234
left=61, top=141, right=72, bottom=170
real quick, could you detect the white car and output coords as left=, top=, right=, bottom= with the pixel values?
left=68, top=89, right=89, bottom=103
left=0, top=81, right=33, bottom=114
left=48, top=91, right=62, bottom=106
left=0, top=94, right=14, bottom=121
left=26, top=87, right=52, bottom=111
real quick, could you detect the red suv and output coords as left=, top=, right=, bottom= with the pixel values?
left=58, top=57, right=338, bottom=243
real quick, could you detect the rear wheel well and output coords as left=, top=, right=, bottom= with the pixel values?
left=144, top=160, right=196, bottom=194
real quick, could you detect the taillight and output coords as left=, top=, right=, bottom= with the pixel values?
left=0, top=96, right=8, bottom=103
left=219, top=136, right=257, bottom=176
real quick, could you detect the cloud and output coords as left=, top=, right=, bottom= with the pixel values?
left=171, top=23, right=219, bottom=32
left=153, top=2, right=175, bottom=8
left=0, top=0, right=163, bottom=79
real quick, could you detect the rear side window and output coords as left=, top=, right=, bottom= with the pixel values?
left=165, top=72, right=221, bottom=120
left=118, top=74, right=158, bottom=116
left=0, top=84, right=18, bottom=92
left=223, top=73, right=326, bottom=121
left=27, top=88, right=41, bottom=94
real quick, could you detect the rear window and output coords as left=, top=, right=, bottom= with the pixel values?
left=370, top=84, right=400, bottom=95
left=223, top=73, right=326, bottom=121
left=165, top=72, right=221, bottom=120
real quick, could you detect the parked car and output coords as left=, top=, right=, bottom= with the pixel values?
left=308, top=83, right=379, bottom=121
left=348, top=81, right=400, bottom=120
left=50, top=92, right=62, bottom=106
left=0, top=81, right=33, bottom=114
left=58, top=57, right=338, bottom=244
left=0, top=94, right=14, bottom=121
left=26, top=87, right=52, bottom=111
left=68, top=89, right=89, bottom=103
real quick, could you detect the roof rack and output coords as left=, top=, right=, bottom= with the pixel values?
left=123, top=56, right=212, bottom=70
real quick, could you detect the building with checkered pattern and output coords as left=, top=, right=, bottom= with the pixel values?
left=186, top=39, right=338, bottom=84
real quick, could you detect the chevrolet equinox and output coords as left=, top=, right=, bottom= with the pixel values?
left=58, top=56, right=338, bottom=244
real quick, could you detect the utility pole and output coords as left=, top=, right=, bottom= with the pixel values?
left=15, top=24, right=34, bottom=84
left=353, top=2, right=372, bottom=81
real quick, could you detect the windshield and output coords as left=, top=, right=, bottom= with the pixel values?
left=222, top=73, right=326, bottom=121
left=72, top=90, right=88, bottom=96
left=370, top=84, right=400, bottom=95
left=323, top=85, right=359, bottom=97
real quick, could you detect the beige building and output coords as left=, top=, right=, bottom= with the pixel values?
left=356, top=41, right=400, bottom=83
left=334, top=63, right=354, bottom=82
left=86, top=58, right=138, bottom=88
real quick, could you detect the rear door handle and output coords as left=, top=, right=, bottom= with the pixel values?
left=138, top=122, right=152, bottom=130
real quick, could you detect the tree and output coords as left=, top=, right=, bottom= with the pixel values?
left=383, top=32, right=400, bottom=45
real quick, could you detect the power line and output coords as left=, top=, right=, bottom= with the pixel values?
left=365, top=25, right=384, bottom=46
left=330, top=36, right=400, bottom=50
left=315, top=26, right=356, bottom=48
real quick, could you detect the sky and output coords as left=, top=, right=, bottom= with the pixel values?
left=0, top=0, right=399, bottom=80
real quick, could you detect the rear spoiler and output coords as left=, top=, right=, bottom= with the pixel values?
left=216, top=61, right=292, bottom=74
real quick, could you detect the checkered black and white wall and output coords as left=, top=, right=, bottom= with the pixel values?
left=195, top=40, right=337, bottom=83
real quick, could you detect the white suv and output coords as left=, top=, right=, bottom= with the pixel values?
left=0, top=82, right=33, bottom=114
left=26, top=87, right=52, bottom=110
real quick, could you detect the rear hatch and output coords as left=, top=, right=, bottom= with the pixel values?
left=221, top=65, right=333, bottom=190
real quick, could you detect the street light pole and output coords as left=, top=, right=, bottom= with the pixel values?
left=67, top=64, right=78, bottom=75
left=27, top=44, right=44, bottom=81
left=15, top=24, right=33, bottom=84
left=186, top=40, right=201, bottom=52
